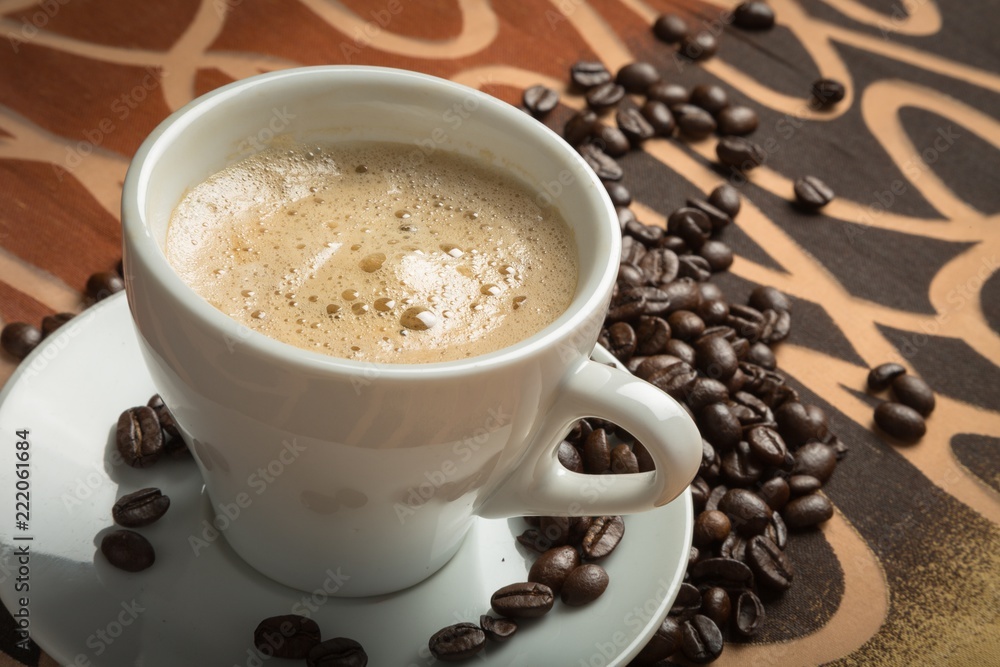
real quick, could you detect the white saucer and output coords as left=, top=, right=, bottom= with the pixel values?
left=0, top=294, right=692, bottom=666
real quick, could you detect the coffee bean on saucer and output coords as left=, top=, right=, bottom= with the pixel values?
left=581, top=515, right=625, bottom=559
left=491, top=582, right=555, bottom=618
left=116, top=406, right=164, bottom=468
left=616, top=61, right=660, bottom=94
left=586, top=81, right=625, bottom=112
left=147, top=393, right=181, bottom=440
left=561, top=563, right=609, bottom=606
left=811, top=78, right=846, bottom=106
left=793, top=175, right=835, bottom=210
left=100, top=529, right=155, bottom=572
left=690, top=85, right=729, bottom=115
left=716, top=136, right=766, bottom=170
left=679, top=31, right=719, bottom=61
left=112, top=487, right=170, bottom=528
left=1, top=322, right=42, bottom=360
left=717, top=105, right=759, bottom=135
left=254, top=614, right=321, bottom=659
left=617, top=104, right=656, bottom=145
left=874, top=401, right=926, bottom=442
left=734, top=1, right=776, bottom=29
left=578, top=143, right=623, bottom=181
left=681, top=614, right=724, bottom=663
left=653, top=13, right=688, bottom=43
left=479, top=615, right=517, bottom=643
left=85, top=271, right=125, bottom=302
left=306, top=637, right=367, bottom=667
left=891, top=375, right=935, bottom=416
left=41, top=312, right=75, bottom=336
left=428, top=623, right=486, bottom=661
left=571, top=61, right=612, bottom=89
left=708, top=184, right=742, bottom=218
left=673, top=104, right=717, bottom=139
left=523, top=85, right=559, bottom=117
left=867, top=362, right=906, bottom=391
left=529, top=545, right=580, bottom=594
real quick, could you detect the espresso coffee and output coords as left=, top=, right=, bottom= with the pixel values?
left=166, top=141, right=578, bottom=363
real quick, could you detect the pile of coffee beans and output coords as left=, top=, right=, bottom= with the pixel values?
left=253, top=614, right=367, bottom=666
left=868, top=362, right=935, bottom=442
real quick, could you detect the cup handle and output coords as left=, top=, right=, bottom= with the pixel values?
left=476, top=350, right=702, bottom=519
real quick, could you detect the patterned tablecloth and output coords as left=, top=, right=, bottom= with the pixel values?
left=0, top=1, right=998, bottom=665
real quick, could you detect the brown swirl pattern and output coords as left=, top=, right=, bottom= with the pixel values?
left=0, top=1, right=997, bottom=665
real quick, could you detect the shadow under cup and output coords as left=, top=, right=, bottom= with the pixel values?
left=122, top=66, right=622, bottom=596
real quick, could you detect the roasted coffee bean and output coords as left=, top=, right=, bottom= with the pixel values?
left=618, top=206, right=639, bottom=230
left=558, top=441, right=584, bottom=473
left=429, top=623, right=486, bottom=661
left=116, top=406, right=164, bottom=468
left=652, top=13, right=688, bottom=43
left=112, top=487, right=170, bottom=528
left=892, top=375, right=935, bottom=416
left=668, top=207, right=712, bottom=246
left=783, top=493, right=834, bottom=529
left=749, top=285, right=792, bottom=314
left=523, top=85, right=559, bottom=116
left=701, top=402, right=742, bottom=451
left=722, top=440, right=764, bottom=486
left=41, top=312, right=74, bottom=336
left=681, top=615, right=724, bottom=663
left=769, top=510, right=789, bottom=549
left=647, top=81, right=689, bottom=106
left=690, top=84, right=729, bottom=115
left=671, top=582, right=703, bottom=618
left=1, top=322, right=41, bottom=360
left=479, top=615, right=517, bottom=643
left=616, top=61, right=660, bottom=94
left=625, top=220, right=664, bottom=246
left=538, top=516, right=571, bottom=547
left=612, top=106, right=653, bottom=148
left=594, top=123, right=631, bottom=157
left=775, top=401, right=824, bottom=447
left=718, top=488, right=772, bottom=536
left=735, top=590, right=765, bottom=636
left=793, top=175, right=835, bottom=210
left=490, top=582, right=555, bottom=618
left=564, top=110, right=600, bottom=146
left=516, top=527, right=547, bottom=553
left=633, top=441, right=656, bottom=473
left=793, top=442, right=837, bottom=482
left=633, top=616, right=683, bottom=664
left=747, top=535, right=793, bottom=591
left=705, top=484, right=728, bottom=513
left=708, top=184, right=741, bottom=218
left=699, top=239, right=734, bottom=271
left=788, top=474, right=822, bottom=497
left=634, top=354, right=684, bottom=381
left=759, top=476, right=790, bottom=511
left=569, top=515, right=593, bottom=544
left=606, top=321, right=637, bottom=361
left=610, top=443, right=639, bottom=474
left=570, top=60, right=612, bottom=89
left=811, top=78, right=846, bottom=106
left=759, top=308, right=791, bottom=344
left=867, top=362, right=906, bottom=391
left=603, top=180, right=632, bottom=207
left=634, top=315, right=671, bottom=355
left=586, top=81, right=626, bottom=112
left=672, top=103, right=717, bottom=139
left=693, top=509, right=731, bottom=546
left=578, top=142, right=623, bottom=180
left=635, top=285, right=672, bottom=316
left=665, top=338, right=697, bottom=366
left=745, top=341, right=776, bottom=369
left=86, top=271, right=125, bottom=302
left=687, top=378, right=730, bottom=411
left=874, top=401, right=926, bottom=441
left=583, top=428, right=611, bottom=473
left=618, top=262, right=644, bottom=286
left=679, top=31, right=719, bottom=61
left=717, top=136, right=766, bottom=169
left=716, top=105, right=759, bottom=135
left=691, top=476, right=711, bottom=510
left=649, top=361, right=699, bottom=400
left=734, top=1, right=776, bottom=29
left=147, top=393, right=181, bottom=440
left=659, top=278, right=702, bottom=312
left=306, top=637, right=367, bottom=667
left=640, top=100, right=675, bottom=136
left=608, top=285, right=646, bottom=321
left=667, top=310, right=705, bottom=341
left=696, top=330, right=739, bottom=380
left=254, top=614, right=321, bottom=659
left=529, top=545, right=580, bottom=594
left=701, top=587, right=732, bottom=628
left=719, top=531, right=747, bottom=562
left=581, top=515, right=625, bottom=559
left=746, top=425, right=788, bottom=466
left=561, top=563, right=609, bottom=606
left=101, top=529, right=155, bottom=572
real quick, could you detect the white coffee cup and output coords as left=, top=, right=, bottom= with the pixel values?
left=121, top=66, right=701, bottom=596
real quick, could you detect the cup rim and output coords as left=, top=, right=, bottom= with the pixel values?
left=122, top=65, right=619, bottom=379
